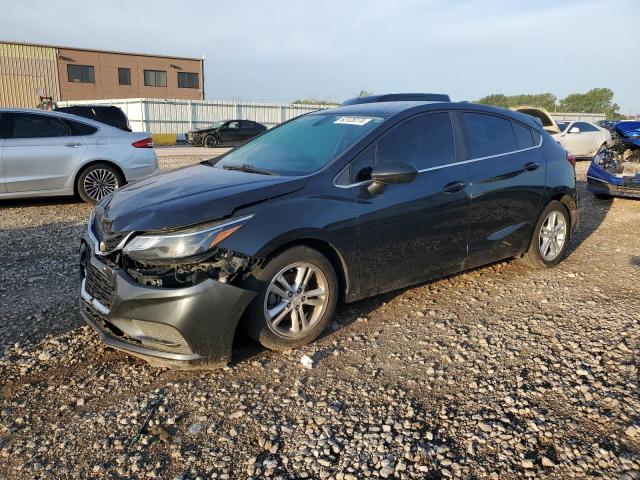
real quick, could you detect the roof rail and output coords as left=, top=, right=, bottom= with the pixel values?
left=341, top=93, right=451, bottom=106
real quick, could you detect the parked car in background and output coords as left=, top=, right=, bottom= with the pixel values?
left=186, top=120, right=267, bottom=147
left=512, top=106, right=611, bottom=158
left=596, top=119, right=617, bottom=131
left=0, top=108, right=158, bottom=204
left=55, top=105, right=132, bottom=132
left=587, top=120, right=640, bottom=199
left=79, top=98, right=578, bottom=367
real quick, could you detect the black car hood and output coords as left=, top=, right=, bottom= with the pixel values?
left=97, top=164, right=307, bottom=232
left=189, top=127, right=218, bottom=134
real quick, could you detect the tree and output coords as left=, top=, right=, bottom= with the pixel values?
left=558, top=88, right=620, bottom=119
left=477, top=92, right=557, bottom=111
left=291, top=98, right=339, bottom=105
left=357, top=90, right=373, bottom=97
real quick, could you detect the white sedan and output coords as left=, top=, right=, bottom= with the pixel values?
left=0, top=108, right=158, bottom=203
left=553, top=120, right=612, bottom=158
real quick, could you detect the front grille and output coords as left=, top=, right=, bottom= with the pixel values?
left=85, top=263, right=115, bottom=309
left=82, top=300, right=192, bottom=355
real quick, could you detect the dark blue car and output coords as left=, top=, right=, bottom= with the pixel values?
left=587, top=121, right=640, bottom=199
left=79, top=96, right=579, bottom=367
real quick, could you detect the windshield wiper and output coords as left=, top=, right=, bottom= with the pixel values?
left=223, top=164, right=278, bottom=176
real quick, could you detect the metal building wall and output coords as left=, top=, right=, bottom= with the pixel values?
left=0, top=42, right=60, bottom=108
left=57, top=98, right=333, bottom=137
left=550, top=112, right=607, bottom=123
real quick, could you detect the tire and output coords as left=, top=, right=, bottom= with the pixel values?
left=204, top=135, right=218, bottom=148
left=242, top=246, right=338, bottom=351
left=520, top=201, right=571, bottom=269
left=77, top=162, right=124, bottom=204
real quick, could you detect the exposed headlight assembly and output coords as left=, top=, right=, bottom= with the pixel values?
left=123, top=215, right=253, bottom=262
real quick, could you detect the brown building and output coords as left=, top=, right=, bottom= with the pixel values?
left=0, top=41, right=204, bottom=108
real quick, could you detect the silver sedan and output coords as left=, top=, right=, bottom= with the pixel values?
left=0, top=108, right=158, bottom=203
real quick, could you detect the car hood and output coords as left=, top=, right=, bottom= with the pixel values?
left=188, top=127, right=217, bottom=134
left=97, top=164, right=307, bottom=232
left=511, top=106, right=560, bottom=134
left=614, top=121, right=640, bottom=139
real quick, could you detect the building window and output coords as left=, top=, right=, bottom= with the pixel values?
left=177, top=72, right=199, bottom=89
left=118, top=68, right=131, bottom=86
left=144, top=70, right=167, bottom=87
left=67, top=64, right=95, bottom=83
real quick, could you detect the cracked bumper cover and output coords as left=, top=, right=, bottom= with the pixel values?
left=79, top=236, right=256, bottom=366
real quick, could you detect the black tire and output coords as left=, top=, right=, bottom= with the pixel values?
left=77, top=162, right=124, bottom=204
left=242, top=246, right=338, bottom=351
left=204, top=135, right=218, bottom=148
left=520, top=200, right=571, bottom=269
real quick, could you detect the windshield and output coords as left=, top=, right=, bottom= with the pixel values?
left=215, top=113, right=385, bottom=175
left=557, top=121, right=570, bottom=132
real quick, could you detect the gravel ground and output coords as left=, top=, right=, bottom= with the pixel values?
left=0, top=159, right=639, bottom=479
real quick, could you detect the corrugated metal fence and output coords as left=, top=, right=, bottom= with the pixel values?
left=57, top=98, right=333, bottom=136
left=57, top=98, right=607, bottom=137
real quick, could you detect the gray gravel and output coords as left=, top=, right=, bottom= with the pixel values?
left=1, top=159, right=639, bottom=479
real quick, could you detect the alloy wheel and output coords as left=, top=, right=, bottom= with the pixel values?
left=83, top=168, right=119, bottom=201
left=263, top=262, right=328, bottom=337
left=538, top=210, right=567, bottom=261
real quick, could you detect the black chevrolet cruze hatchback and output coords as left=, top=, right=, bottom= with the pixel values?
left=80, top=97, right=578, bottom=366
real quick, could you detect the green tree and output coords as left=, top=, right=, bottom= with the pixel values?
left=291, top=98, right=339, bottom=105
left=477, top=92, right=557, bottom=111
left=558, top=88, right=620, bottom=119
left=357, top=89, right=373, bottom=97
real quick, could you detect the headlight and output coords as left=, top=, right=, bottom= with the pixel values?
left=123, top=215, right=252, bottom=262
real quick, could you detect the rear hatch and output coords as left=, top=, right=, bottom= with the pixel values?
left=511, top=106, right=560, bottom=134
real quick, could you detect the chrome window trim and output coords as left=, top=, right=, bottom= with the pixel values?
left=333, top=131, right=544, bottom=189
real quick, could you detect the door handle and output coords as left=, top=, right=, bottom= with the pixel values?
left=443, top=181, right=467, bottom=193
left=524, top=162, right=540, bottom=171
left=65, top=142, right=82, bottom=148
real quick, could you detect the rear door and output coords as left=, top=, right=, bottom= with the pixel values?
left=3, top=112, right=87, bottom=193
left=573, top=122, right=603, bottom=155
left=462, top=112, right=547, bottom=264
left=239, top=120, right=257, bottom=143
left=352, top=111, right=470, bottom=295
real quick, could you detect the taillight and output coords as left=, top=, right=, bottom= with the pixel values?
left=132, top=137, right=153, bottom=148
left=566, top=152, right=576, bottom=167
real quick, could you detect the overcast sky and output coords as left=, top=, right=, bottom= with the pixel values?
left=3, top=0, right=639, bottom=113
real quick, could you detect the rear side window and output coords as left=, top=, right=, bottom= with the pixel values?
left=95, top=108, right=125, bottom=128
left=463, top=113, right=517, bottom=158
left=8, top=113, right=70, bottom=139
left=63, top=119, right=98, bottom=136
left=513, top=122, right=535, bottom=149
left=240, top=120, right=254, bottom=129
left=574, top=122, right=598, bottom=132
left=377, top=112, right=455, bottom=170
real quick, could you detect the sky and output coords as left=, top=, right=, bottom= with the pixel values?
left=2, top=0, right=639, bottom=113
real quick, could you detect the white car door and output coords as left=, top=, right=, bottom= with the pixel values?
left=559, top=122, right=592, bottom=157
left=573, top=122, right=606, bottom=156
left=3, top=112, right=87, bottom=193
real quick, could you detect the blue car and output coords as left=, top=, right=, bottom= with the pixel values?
left=587, top=121, right=640, bottom=199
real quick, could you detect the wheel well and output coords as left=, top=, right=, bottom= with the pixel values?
left=73, top=161, right=126, bottom=195
left=549, top=193, right=577, bottom=231
left=264, top=239, right=349, bottom=302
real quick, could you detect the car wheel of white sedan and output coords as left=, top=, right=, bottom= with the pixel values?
left=77, top=163, right=124, bottom=204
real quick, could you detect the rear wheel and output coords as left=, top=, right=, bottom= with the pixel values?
left=242, top=246, right=338, bottom=350
left=77, top=163, right=123, bottom=204
left=520, top=201, right=570, bottom=268
left=204, top=135, right=218, bottom=148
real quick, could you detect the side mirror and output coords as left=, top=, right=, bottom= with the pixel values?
left=368, top=160, right=417, bottom=195
left=569, top=127, right=580, bottom=134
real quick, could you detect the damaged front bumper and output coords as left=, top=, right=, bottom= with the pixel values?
left=587, top=163, right=640, bottom=199
left=79, top=234, right=256, bottom=367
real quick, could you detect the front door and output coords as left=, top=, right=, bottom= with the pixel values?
left=3, top=112, right=87, bottom=193
left=353, top=112, right=470, bottom=296
left=462, top=112, right=547, bottom=263
left=219, top=121, right=242, bottom=144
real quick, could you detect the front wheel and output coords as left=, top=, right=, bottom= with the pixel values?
left=77, top=163, right=123, bottom=204
left=520, top=201, right=570, bottom=268
left=242, top=246, right=338, bottom=351
left=204, top=135, right=218, bottom=148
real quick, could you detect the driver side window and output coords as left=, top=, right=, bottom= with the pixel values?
left=227, top=121, right=240, bottom=130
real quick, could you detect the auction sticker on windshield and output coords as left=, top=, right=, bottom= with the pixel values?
left=334, top=116, right=376, bottom=126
